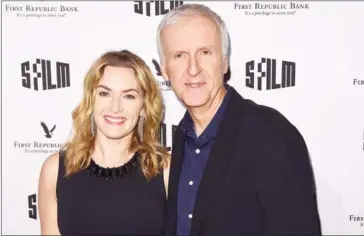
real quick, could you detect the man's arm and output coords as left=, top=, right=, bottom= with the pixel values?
left=254, top=121, right=322, bottom=235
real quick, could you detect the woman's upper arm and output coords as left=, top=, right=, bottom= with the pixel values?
left=38, top=152, right=61, bottom=235
left=163, top=157, right=170, bottom=199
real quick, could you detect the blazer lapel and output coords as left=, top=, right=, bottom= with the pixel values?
left=165, top=126, right=185, bottom=236
left=191, top=89, right=245, bottom=236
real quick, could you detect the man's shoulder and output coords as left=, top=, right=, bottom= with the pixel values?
left=238, top=96, right=291, bottom=127
left=234, top=95, right=302, bottom=141
left=232, top=96, right=308, bottom=159
left=228, top=86, right=290, bottom=126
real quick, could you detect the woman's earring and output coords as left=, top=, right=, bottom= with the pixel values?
left=138, top=115, right=145, bottom=142
left=91, top=113, right=95, bottom=136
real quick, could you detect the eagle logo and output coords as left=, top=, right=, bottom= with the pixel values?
left=152, top=59, right=162, bottom=76
left=40, top=122, right=56, bottom=138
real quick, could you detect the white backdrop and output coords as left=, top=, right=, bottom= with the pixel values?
left=2, top=1, right=364, bottom=235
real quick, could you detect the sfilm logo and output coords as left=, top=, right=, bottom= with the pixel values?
left=21, top=59, right=70, bottom=91
left=246, top=58, right=296, bottom=91
left=134, top=1, right=183, bottom=16
left=28, top=194, right=37, bottom=220
left=160, top=123, right=177, bottom=151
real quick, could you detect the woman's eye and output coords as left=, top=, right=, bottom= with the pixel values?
left=99, top=91, right=109, bottom=96
left=125, top=94, right=135, bottom=99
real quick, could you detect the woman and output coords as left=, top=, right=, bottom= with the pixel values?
left=38, top=50, right=170, bottom=235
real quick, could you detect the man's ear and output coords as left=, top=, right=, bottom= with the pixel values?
left=223, top=56, right=228, bottom=74
left=161, top=60, right=170, bottom=82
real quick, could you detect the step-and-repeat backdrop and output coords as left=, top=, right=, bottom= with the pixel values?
left=2, top=1, right=364, bottom=235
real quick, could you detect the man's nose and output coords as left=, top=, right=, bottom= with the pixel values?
left=188, top=57, right=202, bottom=77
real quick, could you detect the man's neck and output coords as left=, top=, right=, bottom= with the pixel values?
left=187, top=86, right=227, bottom=137
left=93, top=133, right=133, bottom=167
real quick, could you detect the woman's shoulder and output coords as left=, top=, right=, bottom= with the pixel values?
left=42, top=152, right=60, bottom=172
left=38, top=151, right=62, bottom=200
left=39, top=151, right=63, bottom=183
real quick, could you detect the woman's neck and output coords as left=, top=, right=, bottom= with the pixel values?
left=92, top=133, right=134, bottom=168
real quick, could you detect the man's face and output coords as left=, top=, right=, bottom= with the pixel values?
left=161, top=15, right=228, bottom=108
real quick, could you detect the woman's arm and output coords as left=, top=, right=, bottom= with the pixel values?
left=38, top=152, right=61, bottom=235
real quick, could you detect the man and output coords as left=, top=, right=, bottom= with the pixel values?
left=157, top=3, right=321, bottom=236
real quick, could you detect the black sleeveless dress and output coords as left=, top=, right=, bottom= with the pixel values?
left=56, top=151, right=167, bottom=235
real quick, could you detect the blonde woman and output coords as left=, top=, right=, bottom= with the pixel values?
left=38, top=50, right=170, bottom=235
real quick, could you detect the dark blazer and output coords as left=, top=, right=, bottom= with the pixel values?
left=165, top=87, right=322, bottom=236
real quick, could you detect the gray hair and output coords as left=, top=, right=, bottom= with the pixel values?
left=156, top=3, right=230, bottom=63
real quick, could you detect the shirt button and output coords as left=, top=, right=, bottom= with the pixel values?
left=188, top=214, right=193, bottom=219
left=189, top=181, right=194, bottom=186
left=195, top=149, right=200, bottom=154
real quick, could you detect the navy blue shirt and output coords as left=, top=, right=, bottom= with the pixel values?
left=176, top=84, right=232, bottom=236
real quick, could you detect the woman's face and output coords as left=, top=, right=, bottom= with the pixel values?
left=92, top=66, right=144, bottom=140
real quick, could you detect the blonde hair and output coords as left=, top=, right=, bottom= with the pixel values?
left=62, top=50, right=169, bottom=180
